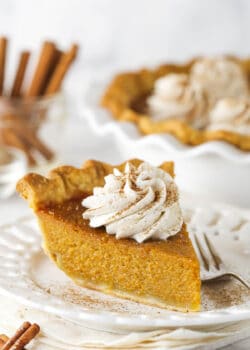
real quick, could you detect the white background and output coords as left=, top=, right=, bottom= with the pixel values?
left=1, top=0, right=250, bottom=88
left=0, top=1, right=249, bottom=348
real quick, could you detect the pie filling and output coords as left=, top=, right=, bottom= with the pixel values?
left=37, top=197, right=200, bottom=312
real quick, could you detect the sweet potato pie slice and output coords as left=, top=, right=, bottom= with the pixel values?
left=16, top=159, right=201, bottom=312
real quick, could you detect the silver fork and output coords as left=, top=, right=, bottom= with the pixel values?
left=193, top=232, right=250, bottom=289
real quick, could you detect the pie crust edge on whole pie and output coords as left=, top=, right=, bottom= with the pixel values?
left=101, top=58, right=250, bottom=150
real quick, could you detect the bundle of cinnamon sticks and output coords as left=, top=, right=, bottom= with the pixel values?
left=0, top=321, right=40, bottom=350
left=0, top=37, right=78, bottom=165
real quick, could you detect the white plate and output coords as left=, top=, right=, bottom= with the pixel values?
left=0, top=200, right=249, bottom=332
left=82, top=81, right=250, bottom=207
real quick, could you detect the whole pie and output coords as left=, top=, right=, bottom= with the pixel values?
left=17, top=159, right=201, bottom=312
left=101, top=56, right=250, bottom=150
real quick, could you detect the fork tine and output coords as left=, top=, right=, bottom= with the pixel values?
left=204, top=233, right=222, bottom=270
left=193, top=233, right=209, bottom=271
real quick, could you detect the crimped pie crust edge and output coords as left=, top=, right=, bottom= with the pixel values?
left=16, top=159, right=174, bottom=210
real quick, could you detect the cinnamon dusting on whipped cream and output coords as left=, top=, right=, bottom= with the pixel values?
left=82, top=162, right=183, bottom=243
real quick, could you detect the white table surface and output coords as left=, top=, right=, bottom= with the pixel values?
left=0, top=121, right=249, bottom=349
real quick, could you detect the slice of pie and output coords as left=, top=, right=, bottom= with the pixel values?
left=16, top=159, right=201, bottom=312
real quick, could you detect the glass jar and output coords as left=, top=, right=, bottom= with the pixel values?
left=0, top=93, right=67, bottom=198
left=0, top=93, right=67, bottom=167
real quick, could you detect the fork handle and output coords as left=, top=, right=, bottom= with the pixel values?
left=204, top=273, right=250, bottom=289
left=228, top=272, right=250, bottom=290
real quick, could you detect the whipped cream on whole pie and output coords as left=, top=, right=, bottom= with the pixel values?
left=191, top=57, right=249, bottom=104
left=147, top=73, right=208, bottom=128
left=208, top=97, right=250, bottom=135
left=82, top=162, right=183, bottom=243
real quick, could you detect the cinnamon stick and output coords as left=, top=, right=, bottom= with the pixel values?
left=45, top=43, right=78, bottom=95
left=0, top=323, right=39, bottom=350
left=10, top=51, right=30, bottom=97
left=0, top=37, right=8, bottom=96
left=40, top=48, right=62, bottom=95
left=25, top=41, right=56, bottom=97
left=0, top=335, right=9, bottom=346
left=8, top=324, right=39, bottom=350
left=1, top=322, right=31, bottom=350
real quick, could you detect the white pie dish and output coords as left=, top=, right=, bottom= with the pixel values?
left=82, top=81, right=250, bottom=208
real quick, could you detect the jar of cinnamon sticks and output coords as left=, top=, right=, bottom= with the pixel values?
left=0, top=37, right=78, bottom=167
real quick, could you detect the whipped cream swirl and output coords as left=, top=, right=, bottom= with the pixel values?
left=82, top=162, right=183, bottom=243
left=191, top=57, right=249, bottom=104
left=208, top=97, right=250, bottom=135
left=147, top=74, right=208, bottom=128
